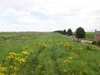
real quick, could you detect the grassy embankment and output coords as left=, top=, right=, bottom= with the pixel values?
left=0, top=32, right=100, bottom=75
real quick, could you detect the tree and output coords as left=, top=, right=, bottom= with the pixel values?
left=63, top=29, right=67, bottom=35
left=75, top=27, right=86, bottom=42
left=67, top=28, right=73, bottom=36
left=54, top=29, right=68, bottom=35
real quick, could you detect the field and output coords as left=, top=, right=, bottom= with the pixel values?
left=0, top=32, right=100, bottom=75
left=85, top=32, right=94, bottom=41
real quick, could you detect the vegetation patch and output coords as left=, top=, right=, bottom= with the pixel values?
left=0, top=33, right=100, bottom=75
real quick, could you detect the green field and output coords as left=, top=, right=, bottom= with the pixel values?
left=0, top=32, right=100, bottom=75
left=85, top=32, right=94, bottom=41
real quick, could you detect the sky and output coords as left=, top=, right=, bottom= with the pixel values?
left=0, top=0, right=100, bottom=32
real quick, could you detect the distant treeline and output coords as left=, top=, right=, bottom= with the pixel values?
left=54, top=29, right=73, bottom=36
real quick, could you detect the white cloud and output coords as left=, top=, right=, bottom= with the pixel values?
left=0, top=19, right=13, bottom=31
left=0, top=19, right=8, bottom=25
left=17, top=15, right=40, bottom=23
left=0, top=0, right=100, bottom=32
left=16, top=14, right=56, bottom=26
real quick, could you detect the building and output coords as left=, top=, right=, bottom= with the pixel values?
left=94, top=30, right=100, bottom=41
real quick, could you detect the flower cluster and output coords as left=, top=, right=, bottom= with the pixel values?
left=22, top=45, right=29, bottom=50
left=60, top=42, right=63, bottom=46
left=85, top=41, right=91, bottom=44
left=6, top=52, right=18, bottom=59
left=42, top=43, right=47, bottom=48
left=64, top=42, right=69, bottom=48
left=68, top=57, right=73, bottom=59
left=22, top=51, right=29, bottom=55
left=78, top=48, right=83, bottom=51
left=0, top=38, right=92, bottom=75
left=18, top=58, right=26, bottom=63
left=92, top=45, right=97, bottom=48
left=62, top=56, right=74, bottom=73
left=68, top=44, right=74, bottom=50
left=63, top=69, right=68, bottom=72
left=63, top=60, right=70, bottom=64
left=1, top=46, right=31, bottom=75
left=0, top=65, right=7, bottom=72
left=57, top=42, right=74, bottom=50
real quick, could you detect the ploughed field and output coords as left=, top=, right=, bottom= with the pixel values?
left=0, top=32, right=100, bottom=75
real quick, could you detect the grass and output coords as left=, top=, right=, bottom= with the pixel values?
left=85, top=32, right=94, bottom=41
left=0, top=32, right=50, bottom=41
left=0, top=32, right=100, bottom=75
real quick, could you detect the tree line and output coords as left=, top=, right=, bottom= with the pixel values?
left=54, top=28, right=73, bottom=36
left=54, top=27, right=86, bottom=42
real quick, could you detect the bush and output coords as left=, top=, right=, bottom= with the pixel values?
left=92, top=41, right=97, bottom=45
left=92, top=41, right=100, bottom=46
left=98, top=41, right=100, bottom=46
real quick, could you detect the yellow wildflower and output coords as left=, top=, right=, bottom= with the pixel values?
left=6, top=56, right=12, bottom=59
left=14, top=67, right=19, bottom=71
left=85, top=44, right=89, bottom=46
left=68, top=57, right=73, bottom=59
left=0, top=73, right=5, bottom=75
left=0, top=65, right=7, bottom=71
left=42, top=43, right=47, bottom=48
left=9, top=66, right=13, bottom=68
left=78, top=48, right=83, bottom=50
left=15, top=57, right=21, bottom=61
left=68, top=44, right=74, bottom=49
left=92, top=45, right=97, bottom=48
left=22, top=51, right=29, bottom=55
left=56, top=43, right=59, bottom=46
left=63, top=60, right=70, bottom=63
left=60, top=42, right=63, bottom=45
left=10, top=73, right=16, bottom=75
left=13, top=62, right=17, bottom=65
left=22, top=46, right=28, bottom=50
left=6, top=52, right=17, bottom=59
left=63, top=69, right=68, bottom=72
left=85, top=41, right=91, bottom=44
left=48, top=40, right=52, bottom=43
left=18, top=58, right=26, bottom=62
left=64, top=42, right=69, bottom=47
left=9, top=52, right=17, bottom=56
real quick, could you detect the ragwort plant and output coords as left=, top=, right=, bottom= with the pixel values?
left=0, top=33, right=100, bottom=75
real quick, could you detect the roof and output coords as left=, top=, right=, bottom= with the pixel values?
left=95, top=31, right=100, bottom=35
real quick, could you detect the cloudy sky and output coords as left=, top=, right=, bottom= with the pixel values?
left=0, top=0, right=100, bottom=32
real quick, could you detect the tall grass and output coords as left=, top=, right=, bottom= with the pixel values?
left=0, top=32, right=51, bottom=41
left=0, top=33, right=100, bottom=75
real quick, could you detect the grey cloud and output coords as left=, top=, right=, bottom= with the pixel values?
left=96, top=17, right=100, bottom=19
left=89, top=9, right=100, bottom=14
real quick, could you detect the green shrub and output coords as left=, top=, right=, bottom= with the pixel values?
left=98, top=41, right=100, bottom=46
left=92, top=41, right=96, bottom=45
